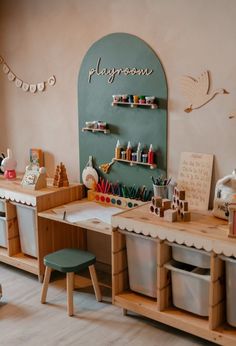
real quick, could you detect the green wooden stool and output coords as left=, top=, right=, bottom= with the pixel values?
left=40, top=248, right=102, bottom=316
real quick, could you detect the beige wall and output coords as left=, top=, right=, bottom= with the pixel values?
left=0, top=0, right=236, bottom=189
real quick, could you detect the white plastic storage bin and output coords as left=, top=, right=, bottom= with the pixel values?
left=221, top=256, right=236, bottom=327
left=0, top=200, right=5, bottom=217
left=124, top=231, right=157, bottom=298
left=168, top=242, right=211, bottom=268
left=165, top=260, right=210, bottom=316
left=0, top=218, right=7, bottom=247
left=16, top=205, right=37, bottom=257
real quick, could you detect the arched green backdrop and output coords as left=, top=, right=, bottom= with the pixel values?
left=78, top=33, right=167, bottom=191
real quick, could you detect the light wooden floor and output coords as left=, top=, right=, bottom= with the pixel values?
left=0, top=263, right=215, bottom=346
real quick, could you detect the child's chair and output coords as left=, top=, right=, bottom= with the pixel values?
left=40, top=248, right=102, bottom=316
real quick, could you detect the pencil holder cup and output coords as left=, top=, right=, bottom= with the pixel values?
left=153, top=184, right=168, bottom=199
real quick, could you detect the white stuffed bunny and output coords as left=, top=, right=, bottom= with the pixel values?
left=1, top=148, right=17, bottom=180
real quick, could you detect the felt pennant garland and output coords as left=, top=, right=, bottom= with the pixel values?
left=0, top=55, right=56, bottom=93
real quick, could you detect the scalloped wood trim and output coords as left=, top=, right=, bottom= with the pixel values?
left=0, top=190, right=36, bottom=206
left=111, top=204, right=236, bottom=257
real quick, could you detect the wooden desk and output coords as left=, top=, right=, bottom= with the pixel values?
left=112, top=204, right=236, bottom=346
left=38, top=199, right=114, bottom=236
left=38, top=199, right=126, bottom=278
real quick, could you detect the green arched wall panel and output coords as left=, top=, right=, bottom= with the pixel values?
left=78, top=33, right=167, bottom=190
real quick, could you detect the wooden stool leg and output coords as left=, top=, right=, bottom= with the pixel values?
left=67, top=272, right=74, bottom=316
left=41, top=266, right=52, bottom=304
left=89, top=264, right=102, bottom=302
left=123, top=308, right=128, bottom=316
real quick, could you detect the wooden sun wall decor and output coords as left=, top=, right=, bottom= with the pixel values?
left=0, top=55, right=56, bottom=93
left=180, top=70, right=229, bottom=113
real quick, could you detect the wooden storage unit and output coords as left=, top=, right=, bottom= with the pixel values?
left=112, top=204, right=236, bottom=345
left=0, top=176, right=85, bottom=281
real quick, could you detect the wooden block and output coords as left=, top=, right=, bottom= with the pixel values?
left=162, top=199, right=171, bottom=210
left=149, top=204, right=155, bottom=213
left=157, top=207, right=164, bottom=217
left=179, top=200, right=188, bottom=211
left=174, top=187, right=185, bottom=200
left=151, top=196, right=162, bottom=208
left=180, top=211, right=191, bottom=221
left=174, top=186, right=178, bottom=196
left=172, top=196, right=177, bottom=204
left=178, top=190, right=185, bottom=200
left=154, top=207, right=159, bottom=216
left=164, top=209, right=177, bottom=222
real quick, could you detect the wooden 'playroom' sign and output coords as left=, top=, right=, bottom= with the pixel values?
left=177, top=152, right=213, bottom=210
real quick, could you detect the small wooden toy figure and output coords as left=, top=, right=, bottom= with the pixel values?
left=53, top=162, right=69, bottom=187
left=1, top=148, right=17, bottom=180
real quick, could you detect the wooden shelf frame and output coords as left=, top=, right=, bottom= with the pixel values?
left=0, top=247, right=38, bottom=275
left=0, top=176, right=85, bottom=281
left=112, top=227, right=236, bottom=345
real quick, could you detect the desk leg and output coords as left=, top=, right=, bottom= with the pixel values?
left=38, top=274, right=44, bottom=283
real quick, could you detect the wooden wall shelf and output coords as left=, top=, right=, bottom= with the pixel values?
left=111, top=101, right=158, bottom=109
left=113, top=158, right=157, bottom=170
left=82, top=127, right=110, bottom=134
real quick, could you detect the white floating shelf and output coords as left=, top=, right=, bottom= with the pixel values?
left=111, top=101, right=158, bottom=109
left=112, top=158, right=157, bottom=169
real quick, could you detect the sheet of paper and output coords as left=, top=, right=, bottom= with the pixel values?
left=177, top=152, right=214, bottom=210
left=52, top=202, right=121, bottom=224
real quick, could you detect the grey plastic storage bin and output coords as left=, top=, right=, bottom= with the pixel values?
left=124, top=231, right=157, bottom=298
left=16, top=205, right=37, bottom=257
left=221, top=256, right=236, bottom=327
left=0, top=218, right=7, bottom=247
left=165, top=260, right=210, bottom=316
left=168, top=242, right=211, bottom=268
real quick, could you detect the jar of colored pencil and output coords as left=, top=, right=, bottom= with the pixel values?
left=153, top=184, right=168, bottom=199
